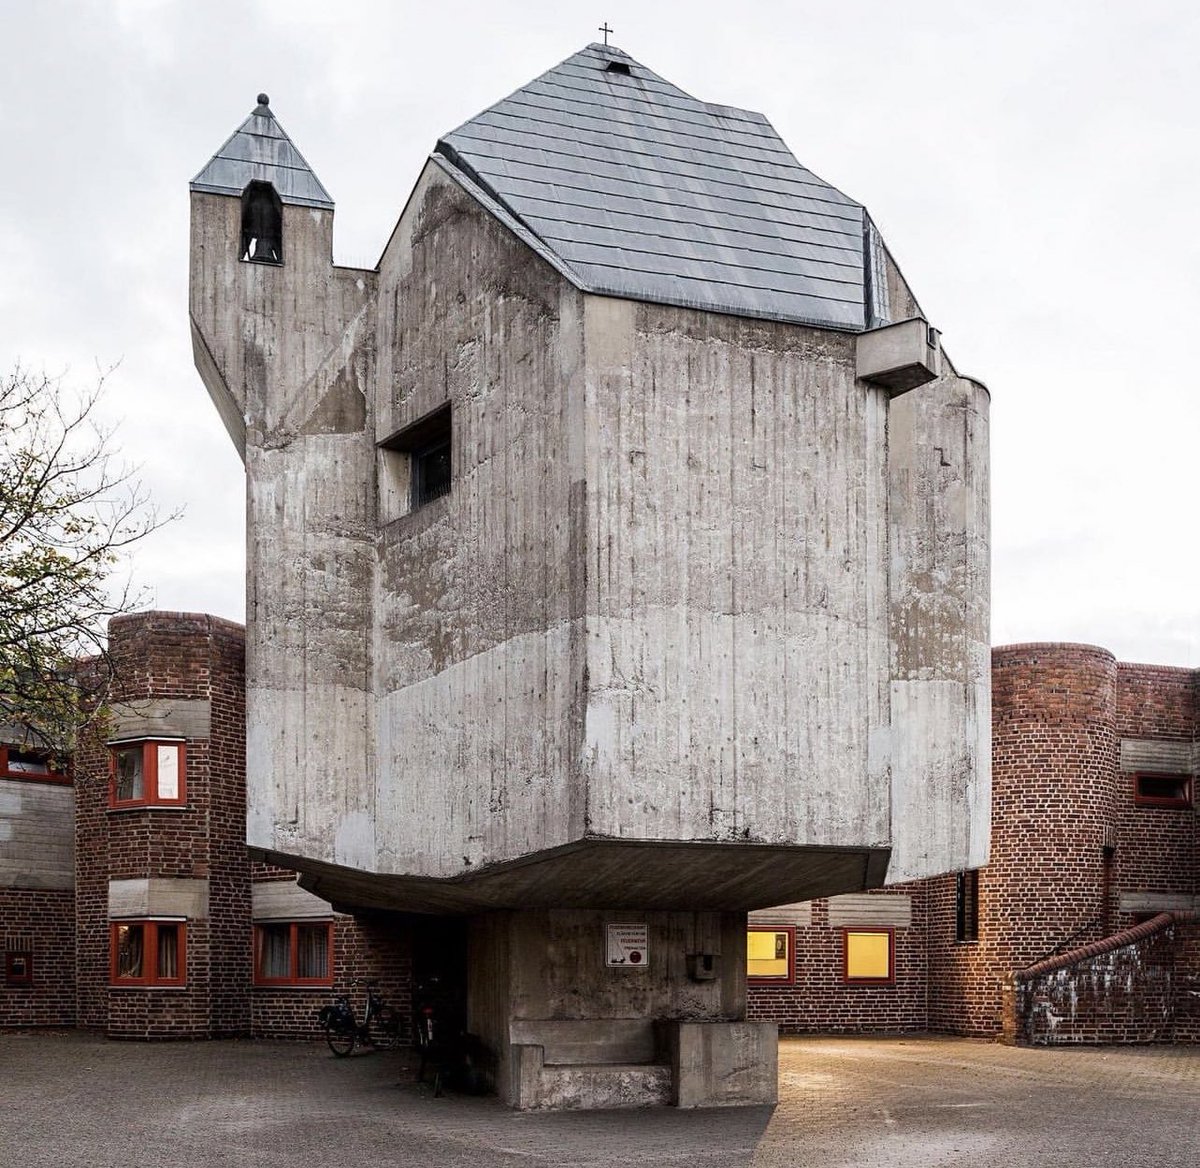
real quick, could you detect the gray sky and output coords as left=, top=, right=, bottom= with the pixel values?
left=1, top=0, right=1196, bottom=666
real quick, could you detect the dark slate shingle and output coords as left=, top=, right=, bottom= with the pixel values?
left=436, top=44, right=869, bottom=331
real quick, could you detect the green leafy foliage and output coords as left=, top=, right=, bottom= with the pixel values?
left=0, top=367, right=174, bottom=757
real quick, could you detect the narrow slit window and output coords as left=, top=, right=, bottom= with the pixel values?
left=956, top=870, right=980, bottom=942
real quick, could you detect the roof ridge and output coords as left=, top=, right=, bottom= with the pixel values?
left=435, top=44, right=867, bottom=331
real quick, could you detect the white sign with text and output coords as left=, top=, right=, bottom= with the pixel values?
left=605, top=923, right=649, bottom=968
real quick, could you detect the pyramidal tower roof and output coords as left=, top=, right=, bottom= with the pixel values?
left=191, top=94, right=334, bottom=210
left=435, top=44, right=875, bottom=331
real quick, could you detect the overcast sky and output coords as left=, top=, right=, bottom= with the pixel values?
left=1, top=0, right=1195, bottom=666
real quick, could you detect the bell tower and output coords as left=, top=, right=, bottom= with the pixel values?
left=188, top=92, right=358, bottom=455
left=188, top=96, right=379, bottom=871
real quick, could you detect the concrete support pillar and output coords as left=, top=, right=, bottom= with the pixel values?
left=466, top=908, right=773, bottom=1109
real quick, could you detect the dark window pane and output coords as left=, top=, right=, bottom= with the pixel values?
left=7, top=750, right=50, bottom=775
left=117, top=924, right=144, bottom=979
left=115, top=748, right=144, bottom=801
left=413, top=439, right=451, bottom=508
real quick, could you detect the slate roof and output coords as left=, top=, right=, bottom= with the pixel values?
left=191, top=96, right=334, bottom=210
left=436, top=44, right=875, bottom=331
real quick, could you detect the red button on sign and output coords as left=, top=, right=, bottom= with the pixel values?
left=629, top=951, right=642, bottom=964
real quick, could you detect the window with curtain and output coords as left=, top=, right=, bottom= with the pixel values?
left=253, top=921, right=333, bottom=985
left=110, top=921, right=186, bottom=986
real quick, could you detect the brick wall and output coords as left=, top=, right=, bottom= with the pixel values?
left=75, top=612, right=252, bottom=1039
left=1112, top=663, right=1196, bottom=926
left=251, top=914, right=413, bottom=1040
left=748, top=889, right=928, bottom=1033
left=750, top=644, right=1197, bottom=1041
left=0, top=888, right=75, bottom=1026
left=1009, top=915, right=1193, bottom=1045
left=205, top=618, right=250, bottom=1037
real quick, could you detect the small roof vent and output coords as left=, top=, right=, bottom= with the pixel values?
left=605, top=60, right=631, bottom=75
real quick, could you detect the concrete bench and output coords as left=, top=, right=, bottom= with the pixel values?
left=508, top=1019, right=659, bottom=1066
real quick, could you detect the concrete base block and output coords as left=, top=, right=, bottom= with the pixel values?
left=511, top=1044, right=672, bottom=1110
left=536, top=1064, right=673, bottom=1110
left=671, top=1021, right=778, bottom=1108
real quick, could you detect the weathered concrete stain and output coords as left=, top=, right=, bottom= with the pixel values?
left=191, top=127, right=989, bottom=905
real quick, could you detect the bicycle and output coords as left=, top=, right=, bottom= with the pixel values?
left=413, top=979, right=488, bottom=1095
left=317, top=980, right=400, bottom=1057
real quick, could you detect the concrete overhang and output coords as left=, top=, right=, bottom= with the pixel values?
left=264, top=840, right=892, bottom=916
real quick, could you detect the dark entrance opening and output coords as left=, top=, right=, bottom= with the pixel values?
left=241, top=181, right=283, bottom=264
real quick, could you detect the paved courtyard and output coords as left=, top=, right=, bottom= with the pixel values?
left=3, top=1032, right=1197, bottom=1166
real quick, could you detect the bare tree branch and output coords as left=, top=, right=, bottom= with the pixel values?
left=0, top=366, right=180, bottom=756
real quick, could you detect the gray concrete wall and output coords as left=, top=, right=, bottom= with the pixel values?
left=0, top=779, right=73, bottom=890
left=469, top=908, right=747, bottom=1107
left=672, top=1021, right=778, bottom=1108
left=108, top=878, right=209, bottom=920
left=581, top=298, right=891, bottom=850
left=885, top=370, right=991, bottom=879
left=189, top=193, right=379, bottom=871
left=371, top=165, right=587, bottom=876
left=191, top=146, right=989, bottom=901
left=250, top=879, right=332, bottom=921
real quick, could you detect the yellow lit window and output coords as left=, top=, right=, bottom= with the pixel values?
left=843, top=929, right=893, bottom=982
left=747, top=927, right=793, bottom=982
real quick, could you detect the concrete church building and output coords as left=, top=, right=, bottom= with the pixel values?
left=189, top=43, right=990, bottom=1108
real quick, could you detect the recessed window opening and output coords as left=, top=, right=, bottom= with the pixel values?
left=956, top=870, right=980, bottom=943
left=5, top=950, right=33, bottom=986
left=109, top=740, right=186, bottom=808
left=378, top=403, right=453, bottom=520
left=1133, top=772, right=1191, bottom=808
left=241, top=180, right=283, bottom=264
left=254, top=921, right=333, bottom=985
left=413, top=436, right=452, bottom=509
left=605, top=61, right=632, bottom=75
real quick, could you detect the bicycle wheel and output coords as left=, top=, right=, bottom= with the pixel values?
left=368, top=1004, right=400, bottom=1051
left=325, top=1021, right=356, bottom=1057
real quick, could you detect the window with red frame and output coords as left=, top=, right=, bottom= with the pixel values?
left=109, top=740, right=186, bottom=807
left=746, top=926, right=796, bottom=983
left=253, top=921, right=333, bottom=985
left=1133, top=772, right=1192, bottom=809
left=110, top=921, right=186, bottom=986
left=842, top=928, right=895, bottom=984
left=0, top=745, right=68, bottom=784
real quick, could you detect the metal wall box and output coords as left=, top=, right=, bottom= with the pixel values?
left=857, top=317, right=942, bottom=395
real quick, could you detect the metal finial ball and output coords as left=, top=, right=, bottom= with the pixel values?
left=257, top=93, right=270, bottom=107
